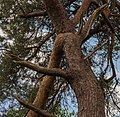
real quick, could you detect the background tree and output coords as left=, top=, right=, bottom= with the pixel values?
left=0, top=0, right=120, bottom=117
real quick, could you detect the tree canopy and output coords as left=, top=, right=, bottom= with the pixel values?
left=0, top=0, right=120, bottom=117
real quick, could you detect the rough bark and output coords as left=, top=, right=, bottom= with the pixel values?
left=43, top=0, right=74, bottom=33
left=26, top=1, right=106, bottom=117
left=26, top=34, right=65, bottom=117
left=26, top=33, right=105, bottom=117
left=26, top=0, right=73, bottom=116
left=63, top=33, right=105, bottom=117
left=72, top=0, right=92, bottom=26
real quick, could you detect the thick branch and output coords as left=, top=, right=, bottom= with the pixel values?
left=26, top=34, right=65, bottom=117
left=14, top=95, right=57, bottom=117
left=81, top=4, right=108, bottom=39
left=18, top=0, right=74, bottom=32
left=5, top=53, right=67, bottom=78
left=72, top=0, right=92, bottom=26
left=81, top=21, right=106, bottom=45
left=19, top=0, right=76, bottom=18
left=14, top=60, right=67, bottom=78
left=43, top=0, right=73, bottom=33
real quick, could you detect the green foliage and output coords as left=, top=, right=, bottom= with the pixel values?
left=0, top=0, right=120, bottom=116
left=50, top=104, right=76, bottom=117
left=7, top=107, right=28, bottom=117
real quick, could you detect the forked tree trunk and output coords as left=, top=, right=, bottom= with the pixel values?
left=26, top=0, right=105, bottom=116
left=26, top=33, right=105, bottom=117
left=63, top=33, right=105, bottom=117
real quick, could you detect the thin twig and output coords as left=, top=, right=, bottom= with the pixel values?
left=16, top=0, right=25, bottom=14
left=19, top=11, right=47, bottom=18
left=105, top=33, right=116, bottom=83
left=47, top=82, right=64, bottom=109
left=92, top=1, right=114, bottom=32
left=84, top=41, right=107, bottom=60
left=27, top=30, right=55, bottom=60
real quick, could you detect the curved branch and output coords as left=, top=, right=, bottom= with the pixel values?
left=105, top=33, right=116, bottom=83
left=81, top=20, right=106, bottom=45
left=92, top=1, right=114, bottom=32
left=81, top=4, right=108, bottom=39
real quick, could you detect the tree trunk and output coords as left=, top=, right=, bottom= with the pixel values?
left=63, top=33, right=105, bottom=117
left=26, top=0, right=105, bottom=116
